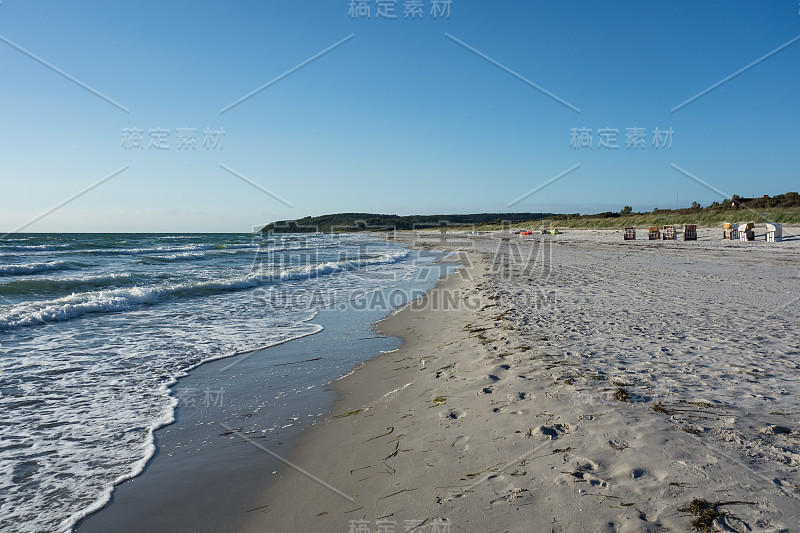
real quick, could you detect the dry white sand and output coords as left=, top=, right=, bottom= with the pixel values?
left=240, top=229, right=800, bottom=532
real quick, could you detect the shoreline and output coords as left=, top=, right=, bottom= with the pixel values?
left=241, top=231, right=800, bottom=533
left=239, top=253, right=483, bottom=532
left=69, top=321, right=326, bottom=533
left=74, top=245, right=457, bottom=533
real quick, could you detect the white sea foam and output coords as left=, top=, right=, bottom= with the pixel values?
left=0, top=233, right=438, bottom=533
left=0, top=244, right=72, bottom=251
left=0, top=276, right=262, bottom=328
left=273, top=249, right=411, bottom=281
left=6, top=243, right=256, bottom=257
left=137, top=252, right=208, bottom=263
left=77, top=244, right=251, bottom=255
left=0, top=261, right=79, bottom=275
left=0, top=273, right=137, bottom=296
left=1, top=249, right=412, bottom=329
left=54, top=323, right=324, bottom=533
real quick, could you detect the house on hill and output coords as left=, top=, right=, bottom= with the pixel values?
left=731, top=195, right=768, bottom=207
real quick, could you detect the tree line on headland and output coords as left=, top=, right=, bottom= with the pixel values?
left=260, top=213, right=556, bottom=233
left=260, top=192, right=800, bottom=233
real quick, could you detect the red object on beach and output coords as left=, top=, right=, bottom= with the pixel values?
left=520, top=231, right=533, bottom=235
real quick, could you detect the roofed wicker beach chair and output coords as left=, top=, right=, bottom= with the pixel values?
left=722, top=222, right=738, bottom=240
left=648, top=226, right=660, bottom=240
left=738, top=222, right=755, bottom=241
left=662, top=225, right=675, bottom=240
left=623, top=227, right=636, bottom=240
left=684, top=224, right=697, bottom=240
left=765, top=222, right=782, bottom=242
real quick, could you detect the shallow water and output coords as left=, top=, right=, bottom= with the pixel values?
left=0, top=233, right=445, bottom=532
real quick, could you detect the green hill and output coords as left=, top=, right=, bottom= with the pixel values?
left=261, top=212, right=557, bottom=233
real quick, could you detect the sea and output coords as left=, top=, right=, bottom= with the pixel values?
left=0, top=233, right=447, bottom=532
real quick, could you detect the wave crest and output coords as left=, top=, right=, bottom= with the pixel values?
left=0, top=261, right=81, bottom=276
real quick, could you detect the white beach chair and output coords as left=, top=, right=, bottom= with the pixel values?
left=738, top=222, right=755, bottom=241
left=765, top=223, right=782, bottom=242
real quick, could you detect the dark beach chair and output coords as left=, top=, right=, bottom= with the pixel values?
left=623, top=227, right=636, bottom=240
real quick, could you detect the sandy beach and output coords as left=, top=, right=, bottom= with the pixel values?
left=241, top=229, right=800, bottom=533
left=4, top=3, right=798, bottom=530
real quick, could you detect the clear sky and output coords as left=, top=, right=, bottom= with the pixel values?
left=1, top=0, right=798, bottom=232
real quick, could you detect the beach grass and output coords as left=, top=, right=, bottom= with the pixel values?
left=454, top=207, right=800, bottom=231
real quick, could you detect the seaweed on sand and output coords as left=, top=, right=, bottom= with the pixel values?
left=678, top=498, right=755, bottom=532
left=613, top=388, right=629, bottom=402
left=333, top=408, right=365, bottom=419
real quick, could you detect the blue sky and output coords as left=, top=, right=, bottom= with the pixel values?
left=1, top=0, right=798, bottom=232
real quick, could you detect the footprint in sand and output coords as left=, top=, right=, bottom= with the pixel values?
left=492, top=405, right=526, bottom=415
left=439, top=408, right=466, bottom=420
left=619, top=466, right=667, bottom=482
left=490, top=487, right=529, bottom=505
left=630, top=468, right=646, bottom=479
left=529, top=422, right=570, bottom=439
left=669, top=460, right=709, bottom=480
left=507, top=392, right=532, bottom=401
left=559, top=459, right=609, bottom=488
left=486, top=365, right=510, bottom=380
left=452, top=435, right=469, bottom=452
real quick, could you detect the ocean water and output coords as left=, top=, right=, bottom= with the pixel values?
left=0, top=233, right=439, bottom=533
